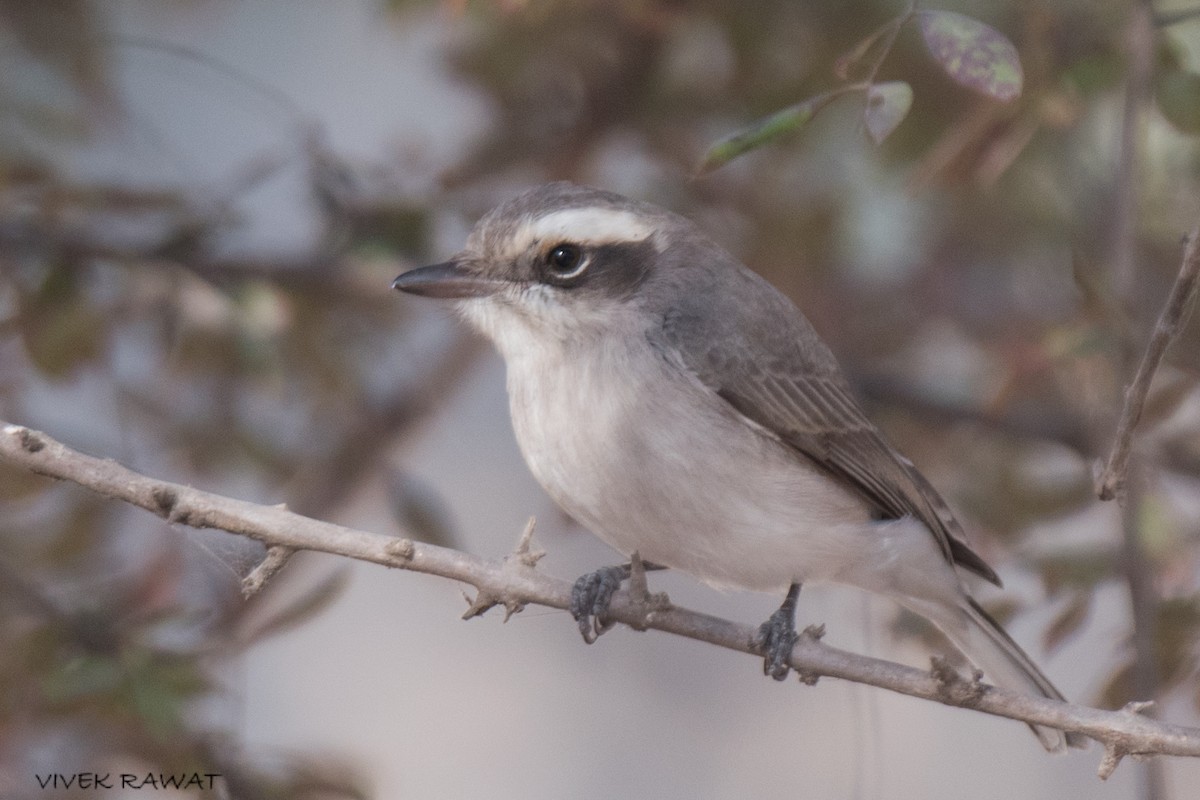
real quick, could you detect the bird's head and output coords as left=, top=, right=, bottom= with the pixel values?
left=393, top=183, right=684, bottom=352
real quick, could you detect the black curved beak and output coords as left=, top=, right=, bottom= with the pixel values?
left=392, top=261, right=503, bottom=299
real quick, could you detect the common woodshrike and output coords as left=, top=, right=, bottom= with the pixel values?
left=393, top=182, right=1083, bottom=752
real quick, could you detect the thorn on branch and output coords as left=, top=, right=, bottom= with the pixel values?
left=1099, top=741, right=1128, bottom=780
left=1123, top=699, right=1156, bottom=716
left=241, top=545, right=296, bottom=598
left=462, top=588, right=500, bottom=620
left=502, top=598, right=525, bottom=622
left=460, top=520, right=546, bottom=623
left=628, top=551, right=649, bottom=601
left=624, top=552, right=671, bottom=632
left=7, top=417, right=1200, bottom=768
left=794, top=625, right=826, bottom=685
left=1098, top=701, right=1157, bottom=779
left=1096, top=221, right=1200, bottom=501
left=508, top=517, right=545, bottom=568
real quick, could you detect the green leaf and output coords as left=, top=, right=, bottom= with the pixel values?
left=696, top=91, right=842, bottom=175
left=128, top=674, right=187, bottom=739
left=1156, top=70, right=1200, bottom=134
left=864, top=81, right=913, bottom=144
left=42, top=655, right=123, bottom=702
left=917, top=10, right=1023, bottom=102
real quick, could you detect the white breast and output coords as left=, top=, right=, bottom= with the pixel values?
left=474, top=299, right=877, bottom=593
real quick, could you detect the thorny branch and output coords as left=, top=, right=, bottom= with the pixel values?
left=1094, top=6, right=1187, bottom=798
left=1095, top=221, right=1200, bottom=501
left=5, top=422, right=1200, bottom=778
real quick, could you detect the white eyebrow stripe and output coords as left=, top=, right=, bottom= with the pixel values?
left=516, top=207, right=655, bottom=252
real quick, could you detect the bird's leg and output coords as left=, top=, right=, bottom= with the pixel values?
left=754, top=582, right=801, bottom=681
left=570, top=565, right=628, bottom=643
left=570, top=559, right=664, bottom=643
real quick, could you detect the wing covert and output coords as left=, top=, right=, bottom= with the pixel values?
left=653, top=273, right=999, bottom=585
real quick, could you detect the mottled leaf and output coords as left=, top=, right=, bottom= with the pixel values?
left=1156, top=69, right=1200, bottom=134
left=864, top=81, right=913, bottom=144
left=917, top=10, right=1023, bottom=102
left=696, top=91, right=841, bottom=175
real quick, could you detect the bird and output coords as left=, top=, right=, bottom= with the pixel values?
left=393, top=181, right=1083, bottom=752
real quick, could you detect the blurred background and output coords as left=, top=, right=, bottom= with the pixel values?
left=2, top=0, right=1200, bottom=797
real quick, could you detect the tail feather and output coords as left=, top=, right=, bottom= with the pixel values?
left=921, top=597, right=1087, bottom=752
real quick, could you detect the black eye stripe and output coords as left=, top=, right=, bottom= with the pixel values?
left=531, top=240, right=655, bottom=297
left=543, top=243, right=589, bottom=281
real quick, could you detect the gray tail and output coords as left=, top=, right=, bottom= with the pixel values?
left=928, top=597, right=1088, bottom=752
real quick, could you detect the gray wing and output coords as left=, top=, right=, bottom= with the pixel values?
left=651, top=261, right=999, bottom=585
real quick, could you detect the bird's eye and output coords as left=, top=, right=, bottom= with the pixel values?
left=545, top=243, right=588, bottom=280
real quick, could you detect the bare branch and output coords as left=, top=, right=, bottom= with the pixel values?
left=1097, top=10, right=1175, bottom=797
left=5, top=420, right=1200, bottom=777
left=1096, top=224, right=1200, bottom=501
left=241, top=544, right=296, bottom=598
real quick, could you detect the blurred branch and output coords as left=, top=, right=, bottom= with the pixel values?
left=857, top=374, right=1093, bottom=453
left=284, top=329, right=484, bottom=519
left=1109, top=1, right=1153, bottom=302
left=5, top=421, right=1200, bottom=777
left=0, top=195, right=388, bottom=305
left=1100, top=5, right=1170, bottom=797
left=1096, top=223, right=1200, bottom=500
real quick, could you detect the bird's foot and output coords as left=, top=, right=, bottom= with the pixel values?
left=570, top=564, right=631, bottom=643
left=753, top=583, right=801, bottom=681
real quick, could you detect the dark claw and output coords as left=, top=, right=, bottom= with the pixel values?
left=570, top=565, right=630, bottom=643
left=753, top=583, right=801, bottom=681
left=756, top=608, right=800, bottom=680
